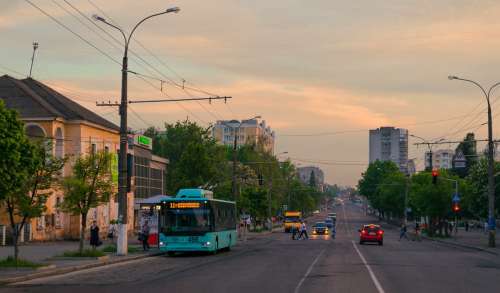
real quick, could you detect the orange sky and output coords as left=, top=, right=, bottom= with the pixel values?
left=2, top=0, right=500, bottom=185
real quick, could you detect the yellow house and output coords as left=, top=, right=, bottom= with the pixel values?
left=0, top=75, right=125, bottom=241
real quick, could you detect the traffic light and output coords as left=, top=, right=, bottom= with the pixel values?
left=432, top=169, right=439, bottom=185
left=452, top=202, right=460, bottom=213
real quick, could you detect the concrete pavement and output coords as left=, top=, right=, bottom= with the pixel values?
left=3, top=202, right=500, bottom=293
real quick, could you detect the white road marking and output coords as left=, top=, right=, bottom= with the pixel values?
left=293, top=248, right=326, bottom=293
left=352, top=240, right=386, bottom=293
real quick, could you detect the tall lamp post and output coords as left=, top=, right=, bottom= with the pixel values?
left=93, top=7, right=180, bottom=255
left=449, top=75, right=500, bottom=247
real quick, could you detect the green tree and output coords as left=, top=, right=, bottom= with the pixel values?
left=465, top=158, right=500, bottom=219
left=358, top=160, right=400, bottom=217
left=377, top=172, right=406, bottom=219
left=144, top=121, right=226, bottom=194
left=60, top=151, right=113, bottom=254
left=0, top=101, right=65, bottom=262
left=410, top=170, right=460, bottom=236
left=454, top=132, right=477, bottom=177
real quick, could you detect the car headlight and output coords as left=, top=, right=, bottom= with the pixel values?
left=312, top=230, right=317, bottom=234
left=159, top=241, right=165, bottom=246
left=325, top=230, right=329, bottom=234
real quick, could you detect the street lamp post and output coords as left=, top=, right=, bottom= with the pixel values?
left=93, top=7, right=180, bottom=255
left=448, top=75, right=500, bottom=247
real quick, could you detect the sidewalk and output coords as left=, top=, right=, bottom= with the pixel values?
left=0, top=240, right=163, bottom=285
left=420, top=228, right=500, bottom=255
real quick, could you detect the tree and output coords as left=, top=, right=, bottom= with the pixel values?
left=6, top=143, right=65, bottom=262
left=455, top=132, right=477, bottom=176
left=409, top=170, right=460, bottom=236
left=358, top=160, right=401, bottom=217
left=144, top=121, right=226, bottom=194
left=0, top=101, right=65, bottom=262
left=377, top=172, right=406, bottom=219
left=465, top=158, right=500, bottom=219
left=60, top=151, right=113, bottom=254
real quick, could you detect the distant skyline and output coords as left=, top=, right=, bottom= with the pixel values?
left=2, top=0, right=500, bottom=185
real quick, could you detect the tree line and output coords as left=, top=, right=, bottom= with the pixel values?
left=143, top=120, right=330, bottom=224
left=358, top=133, right=500, bottom=237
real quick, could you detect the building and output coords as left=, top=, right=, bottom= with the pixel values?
left=425, top=149, right=454, bottom=170
left=212, top=119, right=275, bottom=154
left=369, top=127, right=409, bottom=174
left=0, top=75, right=168, bottom=242
left=407, top=159, right=416, bottom=175
left=297, top=166, right=325, bottom=192
left=128, top=134, right=169, bottom=230
left=453, top=150, right=467, bottom=169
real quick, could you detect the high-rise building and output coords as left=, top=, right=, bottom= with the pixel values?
left=425, top=149, right=454, bottom=170
left=212, top=119, right=275, bottom=154
left=369, top=127, right=409, bottom=173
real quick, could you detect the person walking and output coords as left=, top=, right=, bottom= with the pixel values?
left=465, top=221, right=469, bottom=232
left=90, top=221, right=101, bottom=249
left=399, top=223, right=409, bottom=241
left=141, top=220, right=151, bottom=251
left=414, top=222, right=421, bottom=241
left=299, top=221, right=309, bottom=240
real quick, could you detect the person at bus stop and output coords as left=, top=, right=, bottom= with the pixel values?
left=90, top=221, right=101, bottom=249
left=141, top=220, right=151, bottom=251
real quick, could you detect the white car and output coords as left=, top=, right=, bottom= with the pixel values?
left=313, top=210, right=320, bottom=214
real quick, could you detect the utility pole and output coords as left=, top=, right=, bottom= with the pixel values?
left=28, top=42, right=39, bottom=78
left=93, top=7, right=181, bottom=255
left=449, top=75, right=500, bottom=247
left=411, top=134, right=444, bottom=171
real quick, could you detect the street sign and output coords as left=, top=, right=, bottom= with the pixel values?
left=452, top=194, right=460, bottom=203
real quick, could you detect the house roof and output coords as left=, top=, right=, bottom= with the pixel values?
left=0, top=75, right=119, bottom=132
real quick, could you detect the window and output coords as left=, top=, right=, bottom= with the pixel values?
left=91, top=143, right=97, bottom=154
left=104, top=146, right=109, bottom=153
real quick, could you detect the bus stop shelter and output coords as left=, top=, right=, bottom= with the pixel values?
left=135, top=195, right=172, bottom=245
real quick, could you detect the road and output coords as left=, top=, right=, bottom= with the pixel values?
left=4, top=201, right=500, bottom=293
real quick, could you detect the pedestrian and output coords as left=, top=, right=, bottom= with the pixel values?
left=141, top=220, right=150, bottom=251
left=90, top=221, right=101, bottom=249
left=292, top=226, right=298, bottom=240
left=107, top=222, right=116, bottom=241
left=484, top=221, right=488, bottom=234
left=299, top=221, right=308, bottom=240
left=246, top=216, right=252, bottom=232
left=399, top=223, right=409, bottom=241
left=414, top=222, right=421, bottom=241
left=331, top=225, right=336, bottom=239
left=465, top=221, right=469, bottom=232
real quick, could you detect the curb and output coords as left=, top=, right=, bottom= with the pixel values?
left=422, top=236, right=499, bottom=255
left=0, top=251, right=165, bottom=285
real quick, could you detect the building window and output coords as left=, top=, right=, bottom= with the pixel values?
left=134, top=156, right=150, bottom=198
left=104, top=146, right=109, bottom=153
left=91, top=143, right=97, bottom=154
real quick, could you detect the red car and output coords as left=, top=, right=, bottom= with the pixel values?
left=359, top=224, right=384, bottom=245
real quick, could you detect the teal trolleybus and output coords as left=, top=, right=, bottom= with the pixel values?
left=158, top=188, right=237, bottom=255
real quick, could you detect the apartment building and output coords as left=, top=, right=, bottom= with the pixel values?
left=369, top=127, right=409, bottom=174
left=212, top=119, right=275, bottom=154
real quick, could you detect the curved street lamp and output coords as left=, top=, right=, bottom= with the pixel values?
left=449, top=75, right=500, bottom=247
left=93, top=7, right=180, bottom=256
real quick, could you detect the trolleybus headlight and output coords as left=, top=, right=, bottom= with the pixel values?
left=202, top=241, right=211, bottom=247
left=159, top=241, right=165, bottom=246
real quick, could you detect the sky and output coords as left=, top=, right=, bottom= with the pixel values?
left=2, top=0, right=500, bottom=186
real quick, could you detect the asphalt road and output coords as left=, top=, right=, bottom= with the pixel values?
left=5, top=201, right=500, bottom=293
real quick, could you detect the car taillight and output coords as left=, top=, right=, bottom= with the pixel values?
left=361, top=230, right=367, bottom=234
left=378, top=230, right=384, bottom=235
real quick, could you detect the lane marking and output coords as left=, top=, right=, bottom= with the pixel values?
left=352, top=240, right=386, bottom=293
left=293, top=248, right=326, bottom=293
